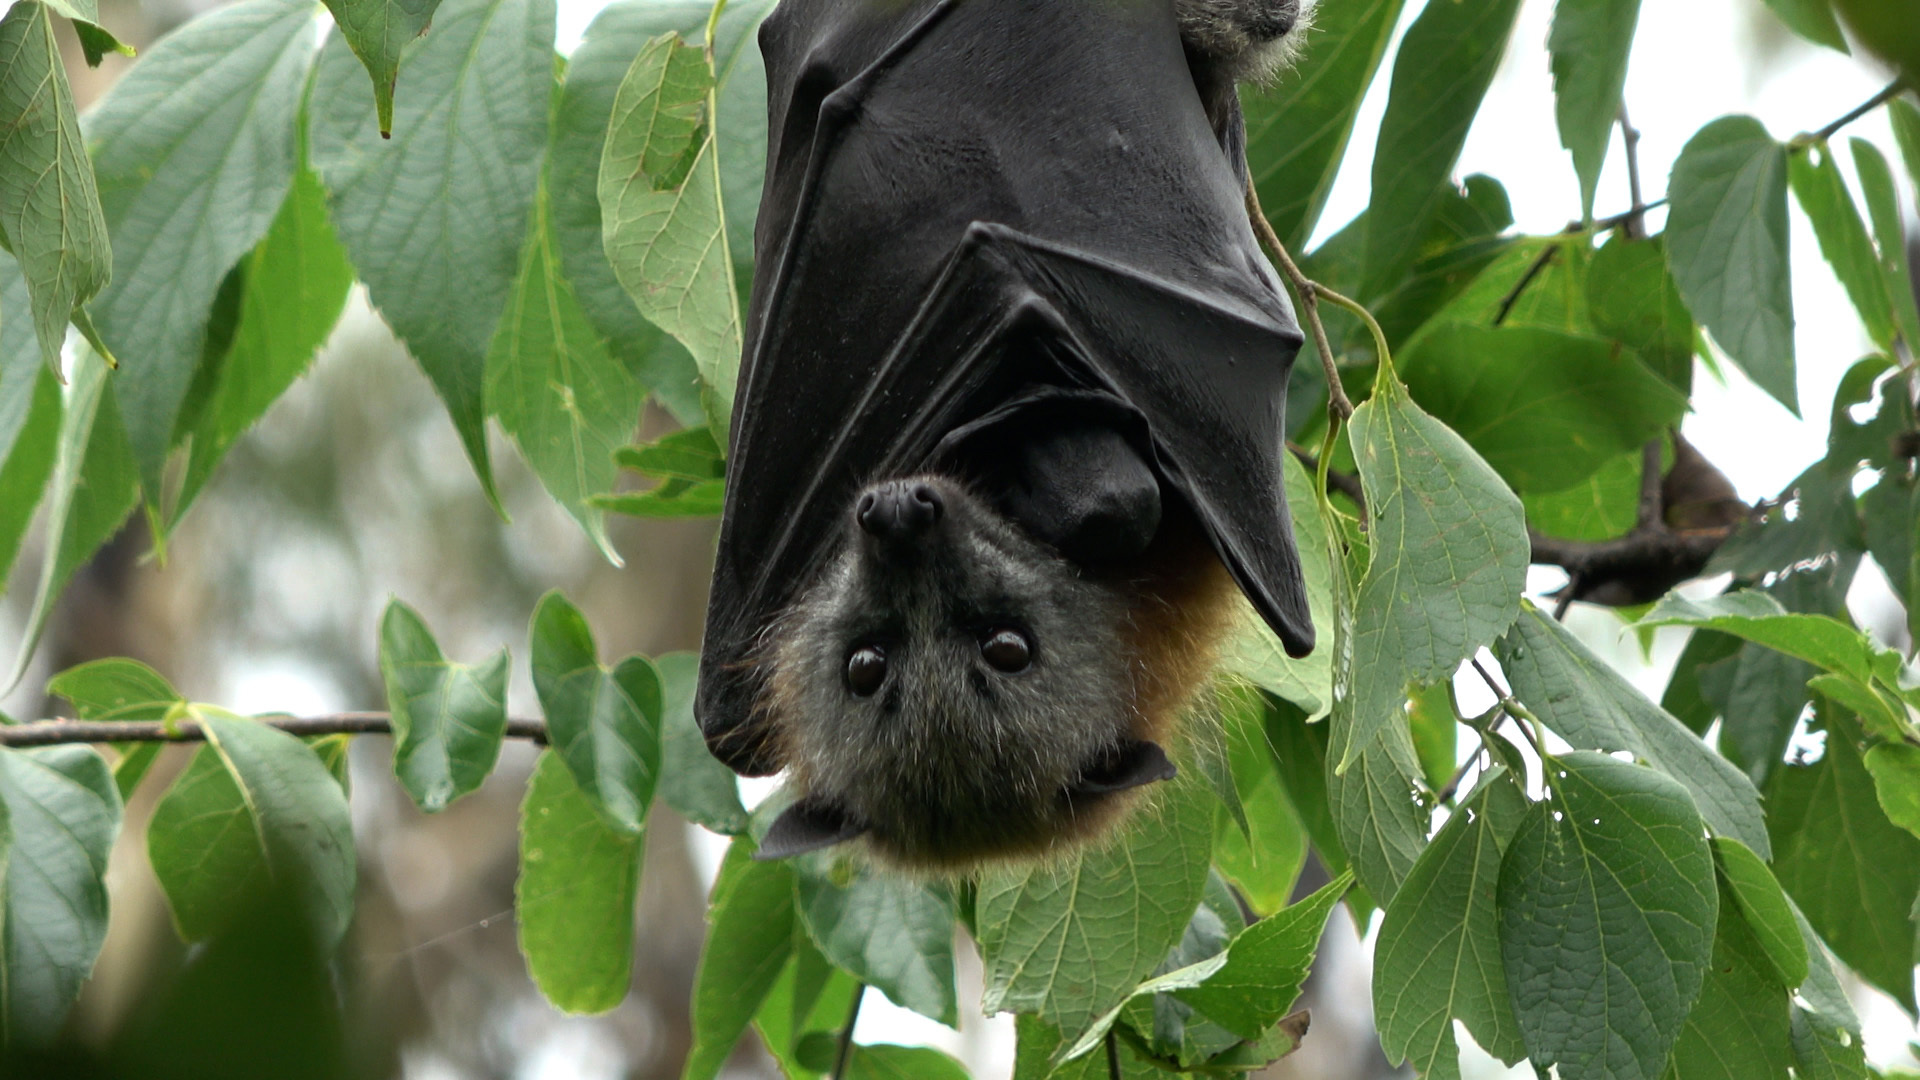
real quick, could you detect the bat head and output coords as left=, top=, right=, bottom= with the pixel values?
left=756, top=474, right=1178, bottom=868
left=1176, top=0, right=1315, bottom=86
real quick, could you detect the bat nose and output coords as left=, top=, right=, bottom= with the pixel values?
left=857, top=480, right=943, bottom=542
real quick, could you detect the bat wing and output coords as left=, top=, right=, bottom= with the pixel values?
left=698, top=0, right=1312, bottom=774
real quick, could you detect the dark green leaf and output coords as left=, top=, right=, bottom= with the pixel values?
left=1243, top=0, right=1405, bottom=250
left=0, top=264, right=60, bottom=582
left=613, top=425, right=724, bottom=481
left=1499, top=603, right=1771, bottom=856
left=1661, top=628, right=1743, bottom=736
left=1848, top=137, right=1920, bottom=359
left=1710, top=837, right=1808, bottom=988
left=1362, top=0, right=1523, bottom=297
left=1790, top=144, right=1898, bottom=351
left=1498, top=752, right=1718, bottom=1080
left=1767, top=711, right=1920, bottom=1012
left=1892, top=99, right=1920, bottom=189
left=1172, top=869, right=1350, bottom=1040
left=1342, top=370, right=1527, bottom=768
left=1400, top=323, right=1687, bottom=492
left=0, top=746, right=120, bottom=1046
left=1375, top=780, right=1526, bottom=1079
left=379, top=599, right=509, bottom=813
left=1665, top=116, right=1796, bottom=413
left=485, top=191, right=642, bottom=557
left=654, top=651, right=748, bottom=835
left=528, top=591, right=661, bottom=833
left=48, top=657, right=180, bottom=720
left=1222, top=455, right=1335, bottom=718
left=308, top=0, right=554, bottom=507
left=1327, top=714, right=1429, bottom=907
left=1549, top=0, right=1642, bottom=217
left=977, top=763, right=1212, bottom=1036
left=1696, top=639, right=1815, bottom=787
left=1523, top=448, right=1643, bottom=542
left=1759, top=0, right=1849, bottom=52
left=88, top=0, right=318, bottom=494
left=1210, top=687, right=1307, bottom=914
left=841, top=1044, right=970, bottom=1080
left=173, top=157, right=353, bottom=528
left=516, top=749, right=643, bottom=1014
left=592, top=477, right=725, bottom=518
left=1790, top=1006, right=1873, bottom=1080
left=1660, top=875, right=1792, bottom=1080
left=1264, top=697, right=1358, bottom=894
left=1587, top=234, right=1695, bottom=392
left=794, top=861, right=958, bottom=1027
left=148, top=711, right=355, bottom=946
left=684, top=837, right=796, bottom=1080
left=0, top=1, right=110, bottom=379
left=319, top=0, right=442, bottom=136
left=1863, top=742, right=1920, bottom=842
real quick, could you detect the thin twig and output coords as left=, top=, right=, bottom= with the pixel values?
left=1617, top=105, right=1646, bottom=239
left=831, top=983, right=867, bottom=1080
left=0, top=713, right=550, bottom=748
left=1635, top=438, right=1664, bottom=529
left=1247, top=178, right=1354, bottom=421
left=1469, top=658, right=1549, bottom=758
left=1808, top=79, right=1908, bottom=143
left=1106, top=1029, right=1123, bottom=1080
left=1494, top=244, right=1559, bottom=326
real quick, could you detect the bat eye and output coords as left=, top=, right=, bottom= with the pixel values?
left=846, top=645, right=887, bottom=696
left=980, top=628, right=1032, bottom=673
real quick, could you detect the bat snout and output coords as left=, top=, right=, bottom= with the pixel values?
left=856, top=479, right=944, bottom=545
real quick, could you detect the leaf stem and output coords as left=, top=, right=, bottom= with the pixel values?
left=0, top=713, right=550, bottom=747
left=831, top=983, right=867, bottom=1080
left=1469, top=658, right=1549, bottom=760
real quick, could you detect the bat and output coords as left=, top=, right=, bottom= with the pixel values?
left=694, top=0, right=1316, bottom=868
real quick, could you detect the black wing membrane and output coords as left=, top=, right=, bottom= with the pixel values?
left=698, top=0, right=1312, bottom=774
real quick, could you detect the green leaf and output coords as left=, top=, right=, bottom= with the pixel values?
left=48, top=657, right=180, bottom=720
left=1171, top=869, right=1350, bottom=1040
left=600, top=31, right=744, bottom=438
left=308, top=0, right=554, bottom=508
left=1222, top=454, right=1334, bottom=718
left=684, top=837, right=796, bottom=1080
left=1790, top=1006, right=1873, bottom=1080
left=0, top=1, right=110, bottom=380
left=1892, top=99, right=1920, bottom=188
left=1328, top=712, right=1430, bottom=907
left=1242, top=0, right=1405, bottom=250
left=1210, top=687, right=1307, bottom=915
left=3, top=350, right=138, bottom=689
left=592, top=476, right=725, bottom=518
left=1766, top=712, right=1920, bottom=1012
left=754, top=931, right=860, bottom=1080
left=1264, top=698, right=1360, bottom=900
left=87, top=0, right=318, bottom=495
left=1362, top=0, right=1524, bottom=298
left=319, top=0, right=442, bottom=136
left=1400, top=323, right=1687, bottom=492
left=1660, top=876, right=1793, bottom=1080
left=485, top=189, right=643, bottom=558
left=1790, top=898, right=1862, bottom=1034
left=1642, top=592, right=1878, bottom=683
left=1497, top=603, right=1771, bottom=857
left=1665, top=116, right=1796, bottom=413
left=1498, top=752, right=1718, bottom=1080
left=614, top=424, right=724, bottom=481
left=1375, top=780, right=1526, bottom=1080
left=516, top=749, right=643, bottom=1014
left=1057, top=952, right=1230, bottom=1063
left=1523, top=448, right=1643, bottom=542
left=1549, top=0, right=1642, bottom=218
left=1848, top=137, right=1920, bottom=360
left=654, top=651, right=747, bottom=835
left=528, top=592, right=661, bottom=833
left=0, top=269, right=60, bottom=582
left=0, top=746, right=120, bottom=1046
left=1587, top=234, right=1695, bottom=393
left=551, top=0, right=769, bottom=425
left=173, top=156, right=353, bottom=528
left=148, top=711, right=355, bottom=946
left=1759, top=0, right=1849, bottom=51
left=794, top=861, right=957, bottom=1027
left=1710, top=837, right=1808, bottom=988
left=378, top=599, right=509, bottom=813
left=977, top=763, right=1212, bottom=1037
left=1863, top=743, right=1920, bottom=842
left=1342, top=371, right=1527, bottom=769
left=1790, top=144, right=1898, bottom=351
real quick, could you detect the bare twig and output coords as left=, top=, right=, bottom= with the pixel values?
left=1106, top=1029, right=1123, bottom=1080
left=1635, top=438, right=1664, bottom=529
left=1618, top=105, right=1646, bottom=239
left=1247, top=179, right=1354, bottom=421
left=1806, top=79, right=1908, bottom=144
left=1494, top=245, right=1559, bottom=326
left=0, top=713, right=550, bottom=748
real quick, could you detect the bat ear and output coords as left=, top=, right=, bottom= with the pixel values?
left=1069, top=739, right=1177, bottom=798
left=755, top=799, right=869, bottom=860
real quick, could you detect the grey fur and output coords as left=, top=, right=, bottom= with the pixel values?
left=766, top=476, right=1142, bottom=865
left=1175, top=0, right=1314, bottom=85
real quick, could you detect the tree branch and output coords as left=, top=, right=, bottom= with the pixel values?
left=1806, top=79, right=1908, bottom=144
left=0, top=713, right=550, bottom=748
left=1247, top=178, right=1354, bottom=421
left=1618, top=105, right=1647, bottom=239
left=831, top=983, right=867, bottom=1080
